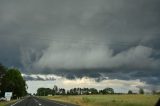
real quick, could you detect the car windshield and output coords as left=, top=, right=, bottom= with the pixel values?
left=0, top=1, right=160, bottom=106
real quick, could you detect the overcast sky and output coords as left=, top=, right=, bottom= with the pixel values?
left=0, top=0, right=160, bottom=93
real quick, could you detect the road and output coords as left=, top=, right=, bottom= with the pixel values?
left=8, top=96, right=78, bottom=106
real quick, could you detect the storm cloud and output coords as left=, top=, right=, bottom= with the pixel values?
left=0, top=0, right=160, bottom=86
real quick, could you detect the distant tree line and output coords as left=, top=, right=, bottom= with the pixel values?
left=36, top=85, right=114, bottom=96
left=37, top=85, right=160, bottom=96
left=128, top=88, right=144, bottom=94
left=0, top=63, right=27, bottom=98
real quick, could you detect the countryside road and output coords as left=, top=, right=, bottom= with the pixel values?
left=8, top=96, right=78, bottom=106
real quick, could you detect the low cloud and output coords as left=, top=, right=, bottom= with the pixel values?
left=20, top=43, right=160, bottom=85
left=34, top=44, right=159, bottom=70
left=22, top=74, right=61, bottom=81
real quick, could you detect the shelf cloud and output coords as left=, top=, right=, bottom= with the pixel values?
left=0, top=0, right=160, bottom=87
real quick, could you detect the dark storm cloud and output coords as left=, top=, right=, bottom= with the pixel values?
left=22, top=74, right=56, bottom=81
left=0, top=0, right=160, bottom=85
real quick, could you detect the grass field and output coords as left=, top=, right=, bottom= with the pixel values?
left=0, top=100, right=17, bottom=106
left=43, top=95, right=160, bottom=106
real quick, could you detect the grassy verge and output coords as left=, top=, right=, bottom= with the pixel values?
left=0, top=100, right=17, bottom=106
left=42, top=94, right=160, bottom=106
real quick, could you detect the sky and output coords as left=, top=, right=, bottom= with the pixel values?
left=0, top=0, right=160, bottom=93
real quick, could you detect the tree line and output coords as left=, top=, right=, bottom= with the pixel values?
left=36, top=85, right=115, bottom=96
left=36, top=85, right=160, bottom=96
left=0, top=63, right=27, bottom=98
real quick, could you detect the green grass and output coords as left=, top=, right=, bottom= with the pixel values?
left=42, top=94, right=160, bottom=106
left=0, top=100, right=17, bottom=106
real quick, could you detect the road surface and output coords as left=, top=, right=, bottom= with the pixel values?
left=8, top=96, right=78, bottom=106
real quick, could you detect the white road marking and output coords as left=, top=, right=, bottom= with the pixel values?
left=36, top=97, right=70, bottom=106
left=33, top=98, right=43, bottom=106
left=10, top=99, right=25, bottom=106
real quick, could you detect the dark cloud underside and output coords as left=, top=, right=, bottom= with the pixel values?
left=0, top=0, right=160, bottom=85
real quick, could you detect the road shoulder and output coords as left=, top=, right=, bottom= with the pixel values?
left=37, top=96, right=79, bottom=106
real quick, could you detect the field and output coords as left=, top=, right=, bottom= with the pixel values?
left=0, top=102, right=6, bottom=106
left=43, top=95, right=160, bottom=106
left=0, top=100, right=17, bottom=106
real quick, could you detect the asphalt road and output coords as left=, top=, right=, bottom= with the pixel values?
left=8, top=96, right=78, bottom=106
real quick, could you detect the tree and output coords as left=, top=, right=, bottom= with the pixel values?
left=37, top=88, right=55, bottom=96
left=59, top=88, right=66, bottom=95
left=128, top=90, right=133, bottom=94
left=1, top=68, right=27, bottom=98
left=54, top=85, right=58, bottom=94
left=69, top=88, right=78, bottom=95
left=0, top=63, right=7, bottom=76
left=37, top=88, right=45, bottom=96
left=0, top=64, right=7, bottom=96
left=101, top=88, right=114, bottom=94
left=81, top=88, right=89, bottom=95
left=52, top=89, right=56, bottom=95
left=139, top=88, right=144, bottom=94
left=89, top=88, right=98, bottom=94
left=0, top=64, right=7, bottom=83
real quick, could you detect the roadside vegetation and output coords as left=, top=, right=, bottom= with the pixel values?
left=0, top=63, right=27, bottom=99
left=0, top=100, right=17, bottom=106
left=43, top=95, right=160, bottom=106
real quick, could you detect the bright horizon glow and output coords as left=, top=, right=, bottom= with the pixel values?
left=25, top=74, right=152, bottom=94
